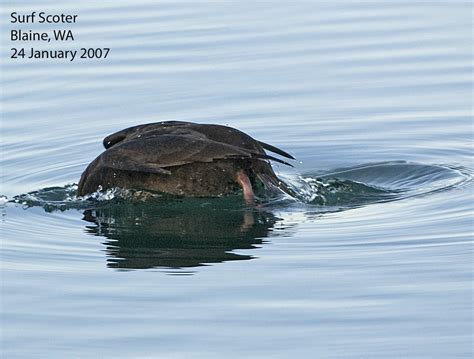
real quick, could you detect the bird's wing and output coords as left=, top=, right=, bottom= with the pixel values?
left=102, top=121, right=190, bottom=149
left=103, top=122, right=295, bottom=163
left=99, top=134, right=257, bottom=173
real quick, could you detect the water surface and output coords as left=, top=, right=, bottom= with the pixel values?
left=1, top=1, right=472, bottom=358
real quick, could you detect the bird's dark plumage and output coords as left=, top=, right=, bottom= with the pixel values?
left=77, top=121, right=294, bottom=202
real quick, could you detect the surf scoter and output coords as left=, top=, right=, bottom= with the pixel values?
left=77, top=121, right=294, bottom=204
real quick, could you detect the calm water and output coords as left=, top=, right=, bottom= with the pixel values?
left=1, top=1, right=473, bottom=358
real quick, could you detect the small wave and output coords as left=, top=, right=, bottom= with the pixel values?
left=280, top=174, right=398, bottom=206
left=5, top=161, right=471, bottom=212
left=8, top=184, right=169, bottom=212
left=280, top=161, right=471, bottom=208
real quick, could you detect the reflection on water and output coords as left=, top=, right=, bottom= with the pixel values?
left=81, top=199, right=283, bottom=270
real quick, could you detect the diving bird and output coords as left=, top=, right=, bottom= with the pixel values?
left=77, top=121, right=294, bottom=204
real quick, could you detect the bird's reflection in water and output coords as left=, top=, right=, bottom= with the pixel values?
left=82, top=197, right=283, bottom=271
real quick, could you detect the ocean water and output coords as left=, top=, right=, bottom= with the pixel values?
left=1, top=1, right=473, bottom=358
